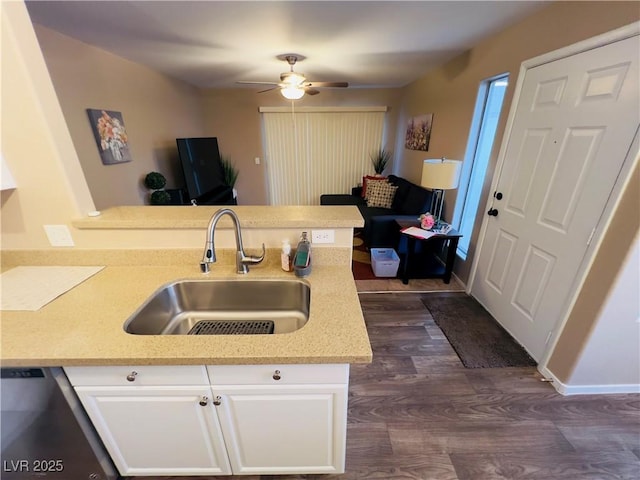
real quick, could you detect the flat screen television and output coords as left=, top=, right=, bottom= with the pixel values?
left=176, top=137, right=231, bottom=204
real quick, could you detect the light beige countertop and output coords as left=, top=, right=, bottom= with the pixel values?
left=73, top=205, right=364, bottom=230
left=0, top=251, right=372, bottom=367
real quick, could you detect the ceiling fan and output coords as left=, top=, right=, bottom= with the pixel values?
left=237, top=54, right=348, bottom=100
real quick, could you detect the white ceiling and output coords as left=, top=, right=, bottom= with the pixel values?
left=26, top=1, right=546, bottom=89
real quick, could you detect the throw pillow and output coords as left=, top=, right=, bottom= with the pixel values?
left=366, top=180, right=398, bottom=208
left=363, top=176, right=388, bottom=200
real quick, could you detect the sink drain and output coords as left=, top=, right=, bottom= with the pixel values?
left=188, top=320, right=275, bottom=335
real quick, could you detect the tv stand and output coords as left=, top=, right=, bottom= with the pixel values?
left=165, top=186, right=236, bottom=206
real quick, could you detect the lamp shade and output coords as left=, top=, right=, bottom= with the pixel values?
left=421, top=158, right=462, bottom=190
left=281, top=86, right=305, bottom=100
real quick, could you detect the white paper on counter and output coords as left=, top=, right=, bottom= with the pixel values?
left=0, top=266, right=104, bottom=311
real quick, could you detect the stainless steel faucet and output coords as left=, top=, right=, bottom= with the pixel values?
left=200, top=208, right=265, bottom=274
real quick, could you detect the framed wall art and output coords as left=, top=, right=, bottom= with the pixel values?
left=405, top=113, right=433, bottom=151
left=87, top=109, right=132, bottom=165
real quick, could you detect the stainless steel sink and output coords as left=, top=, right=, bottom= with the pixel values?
left=124, top=279, right=310, bottom=335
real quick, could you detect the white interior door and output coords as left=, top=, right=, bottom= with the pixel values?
left=471, top=33, right=639, bottom=361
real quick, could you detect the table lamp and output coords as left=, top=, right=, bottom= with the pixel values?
left=421, top=158, right=463, bottom=227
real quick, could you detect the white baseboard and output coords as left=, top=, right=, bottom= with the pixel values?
left=539, top=366, right=640, bottom=395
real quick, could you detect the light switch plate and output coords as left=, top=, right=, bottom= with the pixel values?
left=43, top=225, right=75, bottom=247
left=311, top=229, right=335, bottom=244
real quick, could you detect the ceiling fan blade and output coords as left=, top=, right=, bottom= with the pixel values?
left=236, top=81, right=279, bottom=86
left=306, top=82, right=348, bottom=88
left=305, top=88, right=320, bottom=96
left=258, top=86, right=279, bottom=94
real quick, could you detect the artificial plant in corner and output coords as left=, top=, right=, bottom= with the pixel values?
left=220, top=155, right=239, bottom=196
left=370, top=147, right=392, bottom=175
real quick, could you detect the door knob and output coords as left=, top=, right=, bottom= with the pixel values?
left=213, top=396, right=222, bottom=406
left=126, top=371, right=138, bottom=382
left=273, top=370, right=282, bottom=381
left=487, top=208, right=499, bottom=217
left=493, top=191, right=503, bottom=200
left=199, top=396, right=209, bottom=406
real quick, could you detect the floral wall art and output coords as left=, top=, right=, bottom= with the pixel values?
left=87, top=109, right=132, bottom=165
left=405, top=113, right=433, bottom=151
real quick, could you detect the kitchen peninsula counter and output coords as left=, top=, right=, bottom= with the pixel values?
left=72, top=205, right=364, bottom=230
left=1, top=252, right=372, bottom=367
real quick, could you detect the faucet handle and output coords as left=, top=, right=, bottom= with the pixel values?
left=243, top=243, right=266, bottom=264
left=236, top=243, right=265, bottom=274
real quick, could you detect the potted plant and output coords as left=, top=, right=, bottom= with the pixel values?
left=220, top=155, right=239, bottom=198
left=370, top=147, right=392, bottom=175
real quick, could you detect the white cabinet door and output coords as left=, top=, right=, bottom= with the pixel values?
left=214, top=384, right=348, bottom=475
left=75, top=386, right=232, bottom=476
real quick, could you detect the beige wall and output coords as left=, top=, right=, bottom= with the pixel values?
left=1, top=1, right=94, bottom=249
left=32, top=24, right=206, bottom=210
left=396, top=1, right=640, bottom=284
left=200, top=88, right=403, bottom=205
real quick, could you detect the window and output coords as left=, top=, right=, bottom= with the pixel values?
left=453, top=74, right=509, bottom=260
left=261, top=107, right=386, bottom=205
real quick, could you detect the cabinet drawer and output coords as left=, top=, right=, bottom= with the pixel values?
left=64, top=365, right=209, bottom=386
left=207, top=364, right=349, bottom=385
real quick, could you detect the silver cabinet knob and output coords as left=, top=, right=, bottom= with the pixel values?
left=199, top=396, right=209, bottom=406
left=213, top=396, right=222, bottom=406
left=126, top=371, right=138, bottom=382
left=273, top=370, right=282, bottom=381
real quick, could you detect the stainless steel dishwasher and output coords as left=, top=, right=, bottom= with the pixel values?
left=1, top=367, right=118, bottom=480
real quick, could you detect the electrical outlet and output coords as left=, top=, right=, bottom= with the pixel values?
left=311, top=229, right=335, bottom=244
left=43, top=225, right=75, bottom=247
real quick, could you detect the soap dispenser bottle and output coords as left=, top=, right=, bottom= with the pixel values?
left=293, top=231, right=311, bottom=277
left=281, top=240, right=292, bottom=272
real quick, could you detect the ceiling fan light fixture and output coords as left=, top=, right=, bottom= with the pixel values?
left=238, top=53, right=347, bottom=99
left=281, top=86, right=305, bottom=100
left=282, top=72, right=306, bottom=85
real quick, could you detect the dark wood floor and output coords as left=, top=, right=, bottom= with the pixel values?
left=137, top=292, right=640, bottom=480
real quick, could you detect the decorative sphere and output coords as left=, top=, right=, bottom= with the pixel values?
left=150, top=190, right=171, bottom=205
left=144, top=172, right=166, bottom=190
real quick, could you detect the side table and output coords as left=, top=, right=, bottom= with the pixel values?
left=396, top=220, right=462, bottom=285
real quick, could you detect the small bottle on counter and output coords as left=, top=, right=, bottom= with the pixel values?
left=281, top=240, right=292, bottom=272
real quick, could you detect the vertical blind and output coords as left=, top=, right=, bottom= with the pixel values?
left=261, top=107, right=387, bottom=205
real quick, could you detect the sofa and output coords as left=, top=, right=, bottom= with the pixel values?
left=321, top=174, right=436, bottom=251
